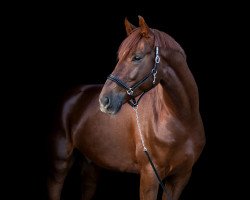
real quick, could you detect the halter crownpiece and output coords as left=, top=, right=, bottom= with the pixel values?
left=107, top=46, right=160, bottom=107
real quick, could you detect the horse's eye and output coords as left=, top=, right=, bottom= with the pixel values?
left=132, top=55, right=142, bottom=61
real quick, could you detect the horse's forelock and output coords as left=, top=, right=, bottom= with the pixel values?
left=118, top=28, right=142, bottom=60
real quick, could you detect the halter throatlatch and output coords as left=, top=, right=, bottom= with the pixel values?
left=107, top=46, right=160, bottom=107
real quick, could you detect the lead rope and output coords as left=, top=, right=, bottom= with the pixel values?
left=132, top=105, right=170, bottom=197
left=133, top=105, right=147, bottom=151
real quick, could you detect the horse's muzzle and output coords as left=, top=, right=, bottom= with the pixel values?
left=99, top=93, right=123, bottom=115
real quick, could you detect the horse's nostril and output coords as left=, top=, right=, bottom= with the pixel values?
left=104, top=97, right=109, bottom=105
left=102, top=97, right=110, bottom=107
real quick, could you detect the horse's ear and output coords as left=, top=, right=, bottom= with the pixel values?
left=138, top=15, right=150, bottom=38
left=125, top=17, right=136, bottom=36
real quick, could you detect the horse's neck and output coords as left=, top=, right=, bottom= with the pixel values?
left=156, top=51, right=199, bottom=121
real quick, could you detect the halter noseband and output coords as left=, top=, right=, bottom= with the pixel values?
left=107, top=46, right=160, bottom=107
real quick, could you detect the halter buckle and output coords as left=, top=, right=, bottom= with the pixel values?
left=155, top=55, right=160, bottom=63
left=155, top=46, right=160, bottom=64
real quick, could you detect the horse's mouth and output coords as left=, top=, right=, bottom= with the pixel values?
left=99, top=101, right=122, bottom=115
left=99, top=93, right=124, bottom=115
left=100, top=105, right=117, bottom=115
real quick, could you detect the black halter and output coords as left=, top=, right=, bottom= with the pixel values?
left=107, top=47, right=160, bottom=107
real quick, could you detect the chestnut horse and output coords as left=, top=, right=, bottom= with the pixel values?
left=47, top=16, right=205, bottom=200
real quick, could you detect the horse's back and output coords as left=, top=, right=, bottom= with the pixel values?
left=61, top=84, right=103, bottom=126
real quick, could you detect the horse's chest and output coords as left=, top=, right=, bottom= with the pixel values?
left=148, top=122, right=195, bottom=171
left=160, top=136, right=195, bottom=174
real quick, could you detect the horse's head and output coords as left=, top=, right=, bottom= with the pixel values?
left=99, top=16, right=166, bottom=114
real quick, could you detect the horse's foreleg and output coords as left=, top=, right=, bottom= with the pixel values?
left=139, top=165, right=159, bottom=200
left=81, top=163, right=100, bottom=200
left=162, top=171, right=191, bottom=200
left=47, top=132, right=74, bottom=200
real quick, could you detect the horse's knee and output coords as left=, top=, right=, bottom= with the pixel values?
left=47, top=132, right=74, bottom=200
left=49, top=131, right=73, bottom=156
left=81, top=164, right=100, bottom=200
left=49, top=142, right=72, bottom=173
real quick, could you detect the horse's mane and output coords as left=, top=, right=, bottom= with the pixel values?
left=118, top=28, right=186, bottom=59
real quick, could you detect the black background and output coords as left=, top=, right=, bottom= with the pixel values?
left=5, top=2, right=247, bottom=200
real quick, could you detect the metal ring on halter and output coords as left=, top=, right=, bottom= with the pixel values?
left=155, top=55, right=160, bottom=63
left=155, top=46, right=160, bottom=64
left=127, top=88, right=133, bottom=96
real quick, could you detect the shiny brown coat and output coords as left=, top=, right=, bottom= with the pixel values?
left=48, top=16, right=205, bottom=200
